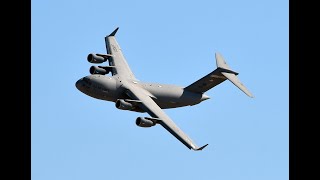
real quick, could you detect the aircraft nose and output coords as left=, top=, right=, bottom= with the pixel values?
left=75, top=79, right=83, bottom=90
left=201, top=94, right=210, bottom=101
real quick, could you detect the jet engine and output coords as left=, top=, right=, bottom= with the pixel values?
left=115, top=99, right=133, bottom=110
left=89, top=66, right=111, bottom=75
left=115, top=99, right=145, bottom=112
left=87, top=53, right=111, bottom=64
left=135, top=117, right=156, bottom=127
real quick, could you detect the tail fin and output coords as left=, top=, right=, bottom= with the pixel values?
left=215, top=53, right=254, bottom=98
left=184, top=52, right=254, bottom=98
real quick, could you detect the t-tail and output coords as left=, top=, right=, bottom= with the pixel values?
left=215, top=53, right=254, bottom=97
left=185, top=52, right=254, bottom=98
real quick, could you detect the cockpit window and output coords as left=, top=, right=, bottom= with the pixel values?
left=83, top=77, right=92, bottom=85
left=82, top=77, right=88, bottom=83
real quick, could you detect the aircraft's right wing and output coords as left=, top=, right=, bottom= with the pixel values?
left=123, top=83, right=208, bottom=151
left=104, top=27, right=137, bottom=80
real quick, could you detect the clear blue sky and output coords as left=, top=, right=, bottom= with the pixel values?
left=32, top=0, right=288, bottom=179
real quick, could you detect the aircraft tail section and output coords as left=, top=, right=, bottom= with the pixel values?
left=215, top=53, right=254, bottom=97
left=184, top=53, right=254, bottom=98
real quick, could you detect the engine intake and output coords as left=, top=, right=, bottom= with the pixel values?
left=89, top=66, right=111, bottom=75
left=136, top=117, right=156, bottom=127
left=115, top=99, right=134, bottom=110
left=87, top=53, right=111, bottom=64
left=115, top=99, right=145, bottom=112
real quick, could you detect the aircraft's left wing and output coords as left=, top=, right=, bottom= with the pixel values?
left=123, top=83, right=208, bottom=151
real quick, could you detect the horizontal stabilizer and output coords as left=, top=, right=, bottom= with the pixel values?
left=221, top=72, right=254, bottom=97
left=216, top=53, right=254, bottom=98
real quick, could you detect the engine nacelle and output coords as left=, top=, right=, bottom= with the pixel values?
left=115, top=99, right=145, bottom=112
left=87, top=53, right=111, bottom=64
left=136, top=117, right=156, bottom=128
left=115, top=99, right=134, bottom=110
left=89, top=66, right=110, bottom=75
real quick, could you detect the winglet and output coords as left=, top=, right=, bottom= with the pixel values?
left=108, top=27, right=119, bottom=37
left=193, top=144, right=209, bottom=151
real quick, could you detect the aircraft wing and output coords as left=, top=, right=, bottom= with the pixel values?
left=123, top=83, right=208, bottom=151
left=104, top=27, right=137, bottom=80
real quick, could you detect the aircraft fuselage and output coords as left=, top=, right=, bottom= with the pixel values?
left=76, top=74, right=210, bottom=110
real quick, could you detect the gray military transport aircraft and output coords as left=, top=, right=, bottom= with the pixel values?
left=75, top=27, right=253, bottom=151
